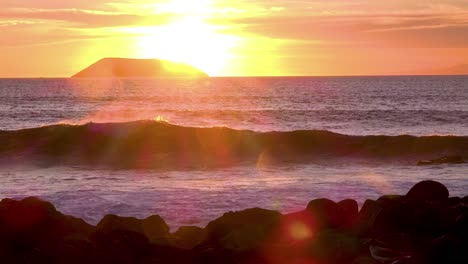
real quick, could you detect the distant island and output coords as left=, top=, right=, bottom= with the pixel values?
left=72, top=58, right=208, bottom=78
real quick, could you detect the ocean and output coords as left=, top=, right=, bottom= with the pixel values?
left=0, top=76, right=467, bottom=228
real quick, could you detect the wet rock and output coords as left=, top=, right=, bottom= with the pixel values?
left=352, top=199, right=382, bottom=237
left=93, top=229, right=152, bottom=264
left=352, top=256, right=379, bottom=264
left=0, top=197, right=95, bottom=263
left=376, top=195, right=405, bottom=208
left=306, top=198, right=346, bottom=229
left=369, top=242, right=414, bottom=264
left=204, top=208, right=281, bottom=251
left=96, top=214, right=170, bottom=246
left=373, top=198, right=452, bottom=236
left=448, top=197, right=462, bottom=206
left=97, top=215, right=144, bottom=234
left=462, top=196, right=468, bottom=204
left=0, top=197, right=57, bottom=236
left=54, top=235, right=97, bottom=264
left=172, top=226, right=207, bottom=249
left=406, top=180, right=449, bottom=203
left=417, top=155, right=465, bottom=166
left=307, top=229, right=362, bottom=264
left=0, top=197, right=94, bottom=244
left=142, top=215, right=171, bottom=246
left=0, top=181, right=464, bottom=263
left=370, top=233, right=416, bottom=257
left=338, top=199, right=359, bottom=228
left=453, top=213, right=468, bottom=238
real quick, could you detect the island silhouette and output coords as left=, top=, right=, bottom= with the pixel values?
left=72, top=58, right=208, bottom=78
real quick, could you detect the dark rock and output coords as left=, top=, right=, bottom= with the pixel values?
left=352, top=199, right=382, bottom=236
left=463, top=196, right=468, bottom=204
left=417, top=155, right=465, bottom=166
left=352, top=256, right=379, bottom=264
left=373, top=197, right=454, bottom=237
left=306, top=198, right=346, bottom=229
left=338, top=199, right=359, bottom=228
left=142, top=215, right=171, bottom=246
left=426, top=234, right=468, bottom=264
left=97, top=214, right=144, bottom=234
left=172, top=226, right=207, bottom=249
left=204, top=208, right=281, bottom=251
left=307, top=229, right=362, bottom=264
left=369, top=240, right=415, bottom=264
left=0, top=197, right=94, bottom=243
left=0, top=197, right=95, bottom=263
left=93, top=229, right=152, bottom=264
left=454, top=213, right=468, bottom=238
left=406, top=180, right=449, bottom=203
left=371, top=233, right=416, bottom=254
left=0, top=197, right=56, bottom=236
left=0, top=180, right=463, bottom=264
left=448, top=197, right=462, bottom=206
left=275, top=210, right=317, bottom=246
left=376, top=195, right=405, bottom=208
left=54, top=235, right=97, bottom=264
left=97, top=214, right=170, bottom=246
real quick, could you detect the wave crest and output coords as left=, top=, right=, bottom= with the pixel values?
left=1, top=120, right=467, bottom=169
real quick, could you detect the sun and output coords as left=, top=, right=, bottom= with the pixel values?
left=130, top=1, right=240, bottom=76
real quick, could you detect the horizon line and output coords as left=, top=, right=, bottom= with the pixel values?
left=1, top=73, right=468, bottom=79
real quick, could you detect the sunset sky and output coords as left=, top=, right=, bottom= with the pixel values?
left=1, top=0, right=467, bottom=77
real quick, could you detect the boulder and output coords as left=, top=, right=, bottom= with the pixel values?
left=92, top=229, right=152, bottom=264
left=338, top=199, right=359, bottom=228
left=278, top=210, right=317, bottom=244
left=306, top=198, right=346, bottom=229
left=54, top=235, right=97, bottom=264
left=0, top=197, right=57, bottom=236
left=142, top=215, right=171, bottom=245
left=96, top=214, right=170, bottom=246
left=97, top=215, right=143, bottom=234
left=373, top=198, right=454, bottom=237
left=307, top=229, right=362, bottom=264
left=462, top=196, right=468, bottom=204
left=0, top=197, right=94, bottom=242
left=351, top=199, right=382, bottom=237
left=406, top=180, right=449, bottom=203
left=172, top=226, right=207, bottom=249
left=0, top=197, right=95, bottom=262
left=376, top=195, right=405, bottom=208
left=204, top=208, right=281, bottom=251
left=368, top=182, right=455, bottom=236
left=352, top=256, right=379, bottom=264
left=427, top=234, right=468, bottom=264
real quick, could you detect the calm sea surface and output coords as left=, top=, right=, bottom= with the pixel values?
left=0, top=76, right=467, bottom=228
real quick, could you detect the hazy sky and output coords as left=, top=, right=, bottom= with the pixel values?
left=1, top=0, right=467, bottom=76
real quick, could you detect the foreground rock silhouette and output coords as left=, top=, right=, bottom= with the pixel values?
left=0, top=180, right=466, bottom=263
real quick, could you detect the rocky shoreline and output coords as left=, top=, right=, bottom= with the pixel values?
left=1, top=180, right=467, bottom=264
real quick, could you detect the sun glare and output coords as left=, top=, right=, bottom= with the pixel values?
left=129, top=0, right=240, bottom=76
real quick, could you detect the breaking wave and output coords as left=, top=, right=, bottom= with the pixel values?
left=1, top=120, right=467, bottom=169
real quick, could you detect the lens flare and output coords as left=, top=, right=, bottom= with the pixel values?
left=289, top=221, right=312, bottom=241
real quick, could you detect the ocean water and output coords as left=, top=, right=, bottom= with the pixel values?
left=0, top=76, right=467, bottom=228
left=1, top=76, right=467, bottom=135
